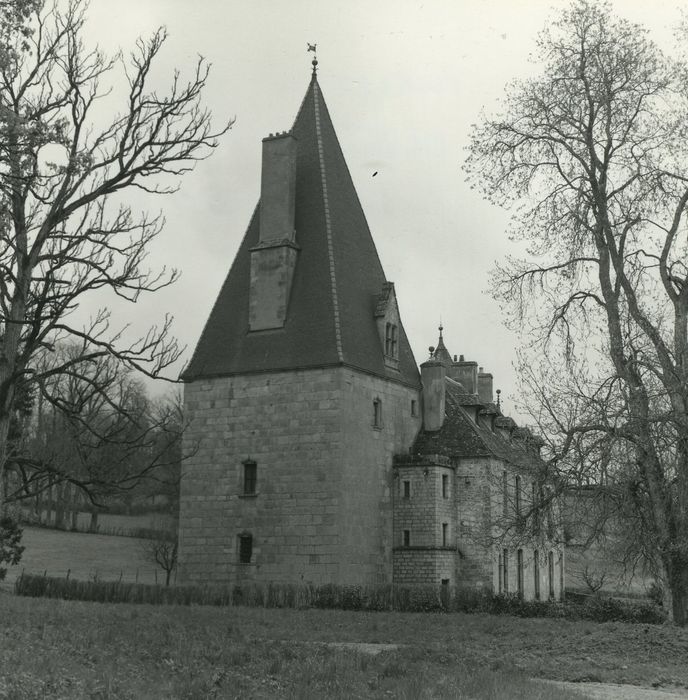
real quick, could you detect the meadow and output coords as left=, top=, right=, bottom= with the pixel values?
left=4, top=594, right=688, bottom=699
left=3, top=526, right=688, bottom=699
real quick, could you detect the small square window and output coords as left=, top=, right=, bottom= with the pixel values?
left=403, top=480, right=410, bottom=499
left=403, top=529, right=410, bottom=547
left=243, top=461, right=257, bottom=495
left=238, top=534, right=253, bottom=564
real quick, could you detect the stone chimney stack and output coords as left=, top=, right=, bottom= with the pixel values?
left=249, top=132, right=299, bottom=331
left=421, top=351, right=446, bottom=432
left=449, top=356, right=478, bottom=394
left=259, top=132, right=297, bottom=244
left=478, top=368, right=493, bottom=404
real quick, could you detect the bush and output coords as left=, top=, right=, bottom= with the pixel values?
left=0, top=516, right=25, bottom=581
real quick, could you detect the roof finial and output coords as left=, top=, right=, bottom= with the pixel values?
left=496, top=388, right=502, bottom=410
left=438, top=321, right=444, bottom=341
left=307, top=42, right=318, bottom=78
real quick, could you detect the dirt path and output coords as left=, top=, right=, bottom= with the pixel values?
left=539, top=680, right=688, bottom=699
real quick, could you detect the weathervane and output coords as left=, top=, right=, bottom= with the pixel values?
left=307, top=42, right=318, bottom=76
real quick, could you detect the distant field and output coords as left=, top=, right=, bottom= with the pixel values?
left=2, top=526, right=164, bottom=590
left=566, top=545, right=653, bottom=597
left=21, top=508, right=175, bottom=535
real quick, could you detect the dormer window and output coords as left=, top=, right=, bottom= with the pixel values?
left=374, top=282, right=401, bottom=371
left=385, top=322, right=398, bottom=359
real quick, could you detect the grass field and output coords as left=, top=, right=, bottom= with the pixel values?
left=3, top=594, right=688, bottom=699
left=4, top=527, right=688, bottom=698
left=1, top=526, right=163, bottom=591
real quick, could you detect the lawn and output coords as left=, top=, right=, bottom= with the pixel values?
left=2, top=596, right=688, bottom=699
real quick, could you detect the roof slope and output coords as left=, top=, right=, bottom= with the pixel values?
left=183, top=75, right=419, bottom=387
left=413, top=379, right=543, bottom=472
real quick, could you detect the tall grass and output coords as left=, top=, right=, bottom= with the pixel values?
left=14, top=573, right=666, bottom=623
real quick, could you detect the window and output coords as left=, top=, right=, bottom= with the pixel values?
left=515, top=475, right=522, bottom=516
left=373, top=398, right=382, bottom=428
left=442, top=523, right=448, bottom=547
left=502, top=548, right=509, bottom=593
left=532, top=482, right=540, bottom=535
left=238, top=534, right=253, bottom=564
left=243, top=460, right=257, bottom=495
left=411, top=399, right=418, bottom=416
left=502, top=471, right=508, bottom=518
left=403, top=529, right=410, bottom=547
left=517, top=549, right=524, bottom=599
left=498, top=552, right=503, bottom=593
left=548, top=551, right=555, bottom=599
left=442, top=474, right=449, bottom=499
left=534, top=550, right=540, bottom=600
left=547, top=494, right=556, bottom=539
left=385, top=322, right=398, bottom=358
left=403, top=480, right=410, bottom=499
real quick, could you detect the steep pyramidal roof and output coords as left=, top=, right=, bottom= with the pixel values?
left=183, top=74, right=420, bottom=387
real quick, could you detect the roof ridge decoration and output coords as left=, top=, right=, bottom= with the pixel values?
left=313, top=80, right=344, bottom=362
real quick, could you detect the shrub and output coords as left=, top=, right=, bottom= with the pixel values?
left=0, top=516, right=25, bottom=581
left=13, top=574, right=667, bottom=624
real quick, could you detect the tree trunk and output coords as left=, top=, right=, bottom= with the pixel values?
left=666, top=553, right=688, bottom=626
left=54, top=481, right=65, bottom=529
left=70, top=485, right=79, bottom=530
left=0, top=411, right=12, bottom=521
left=89, top=509, right=99, bottom=532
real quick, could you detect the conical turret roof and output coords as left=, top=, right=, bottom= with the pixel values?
left=183, top=75, right=419, bottom=387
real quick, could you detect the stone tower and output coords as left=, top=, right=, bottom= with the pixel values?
left=177, top=69, right=422, bottom=586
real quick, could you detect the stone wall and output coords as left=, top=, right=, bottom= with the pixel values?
left=178, top=366, right=420, bottom=586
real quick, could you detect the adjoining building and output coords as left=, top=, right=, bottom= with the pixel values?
left=177, top=65, right=563, bottom=599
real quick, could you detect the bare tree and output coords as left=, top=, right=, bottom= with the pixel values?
left=5, top=346, right=185, bottom=519
left=141, top=521, right=177, bottom=586
left=466, top=0, right=688, bottom=624
left=0, top=0, right=230, bottom=518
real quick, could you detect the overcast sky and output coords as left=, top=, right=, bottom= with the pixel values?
left=77, top=0, right=680, bottom=419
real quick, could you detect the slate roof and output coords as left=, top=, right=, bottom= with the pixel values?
left=412, top=378, right=544, bottom=472
left=183, top=75, right=420, bottom=387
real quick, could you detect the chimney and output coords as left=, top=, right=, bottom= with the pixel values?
left=421, top=351, right=446, bottom=431
left=478, top=369, right=493, bottom=404
left=249, top=132, right=299, bottom=331
left=448, top=357, right=478, bottom=394
left=259, top=132, right=297, bottom=244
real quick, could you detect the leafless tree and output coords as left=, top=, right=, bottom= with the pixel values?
left=466, top=0, right=688, bottom=624
left=5, top=346, right=185, bottom=521
left=141, top=521, right=177, bottom=586
left=0, top=0, right=230, bottom=518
